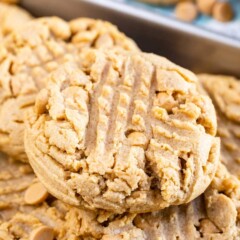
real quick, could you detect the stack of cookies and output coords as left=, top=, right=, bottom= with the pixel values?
left=0, top=2, right=239, bottom=240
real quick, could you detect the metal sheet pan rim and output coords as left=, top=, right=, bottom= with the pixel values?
left=86, top=0, right=240, bottom=48
left=20, top=0, right=240, bottom=77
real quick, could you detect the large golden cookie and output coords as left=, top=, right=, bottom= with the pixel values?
left=0, top=17, right=139, bottom=162
left=199, top=74, right=240, bottom=179
left=25, top=50, right=219, bottom=213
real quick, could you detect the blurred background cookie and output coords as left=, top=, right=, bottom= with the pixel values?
left=0, top=17, right=139, bottom=163
left=199, top=74, right=240, bottom=179
left=0, top=2, right=32, bottom=40
left=0, top=154, right=58, bottom=239
left=0, top=154, right=105, bottom=239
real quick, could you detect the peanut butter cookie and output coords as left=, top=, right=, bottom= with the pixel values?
left=1, top=154, right=238, bottom=239
left=199, top=74, right=240, bottom=179
left=0, top=155, right=105, bottom=239
left=25, top=50, right=219, bottom=213
left=0, top=154, right=57, bottom=239
left=0, top=17, right=139, bottom=162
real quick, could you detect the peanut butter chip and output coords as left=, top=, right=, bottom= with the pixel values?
left=213, top=2, right=234, bottom=22
left=30, top=226, right=54, bottom=240
left=200, top=219, right=220, bottom=234
left=207, top=194, right=237, bottom=231
left=175, top=2, right=198, bottom=22
left=196, top=0, right=216, bottom=15
left=127, top=132, right=148, bottom=148
left=24, top=182, right=49, bottom=205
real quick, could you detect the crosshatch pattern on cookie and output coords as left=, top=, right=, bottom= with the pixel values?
left=25, top=50, right=220, bottom=213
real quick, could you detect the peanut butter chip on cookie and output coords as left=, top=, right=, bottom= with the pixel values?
left=127, top=132, right=148, bottom=148
left=200, top=219, right=220, bottom=234
left=30, top=226, right=54, bottom=240
left=175, top=2, right=198, bottom=22
left=213, top=2, right=234, bottom=22
left=24, top=182, right=49, bottom=205
left=207, top=194, right=237, bottom=231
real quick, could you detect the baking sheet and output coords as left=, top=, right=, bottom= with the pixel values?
left=121, top=0, right=240, bottom=41
left=21, top=0, right=240, bottom=77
